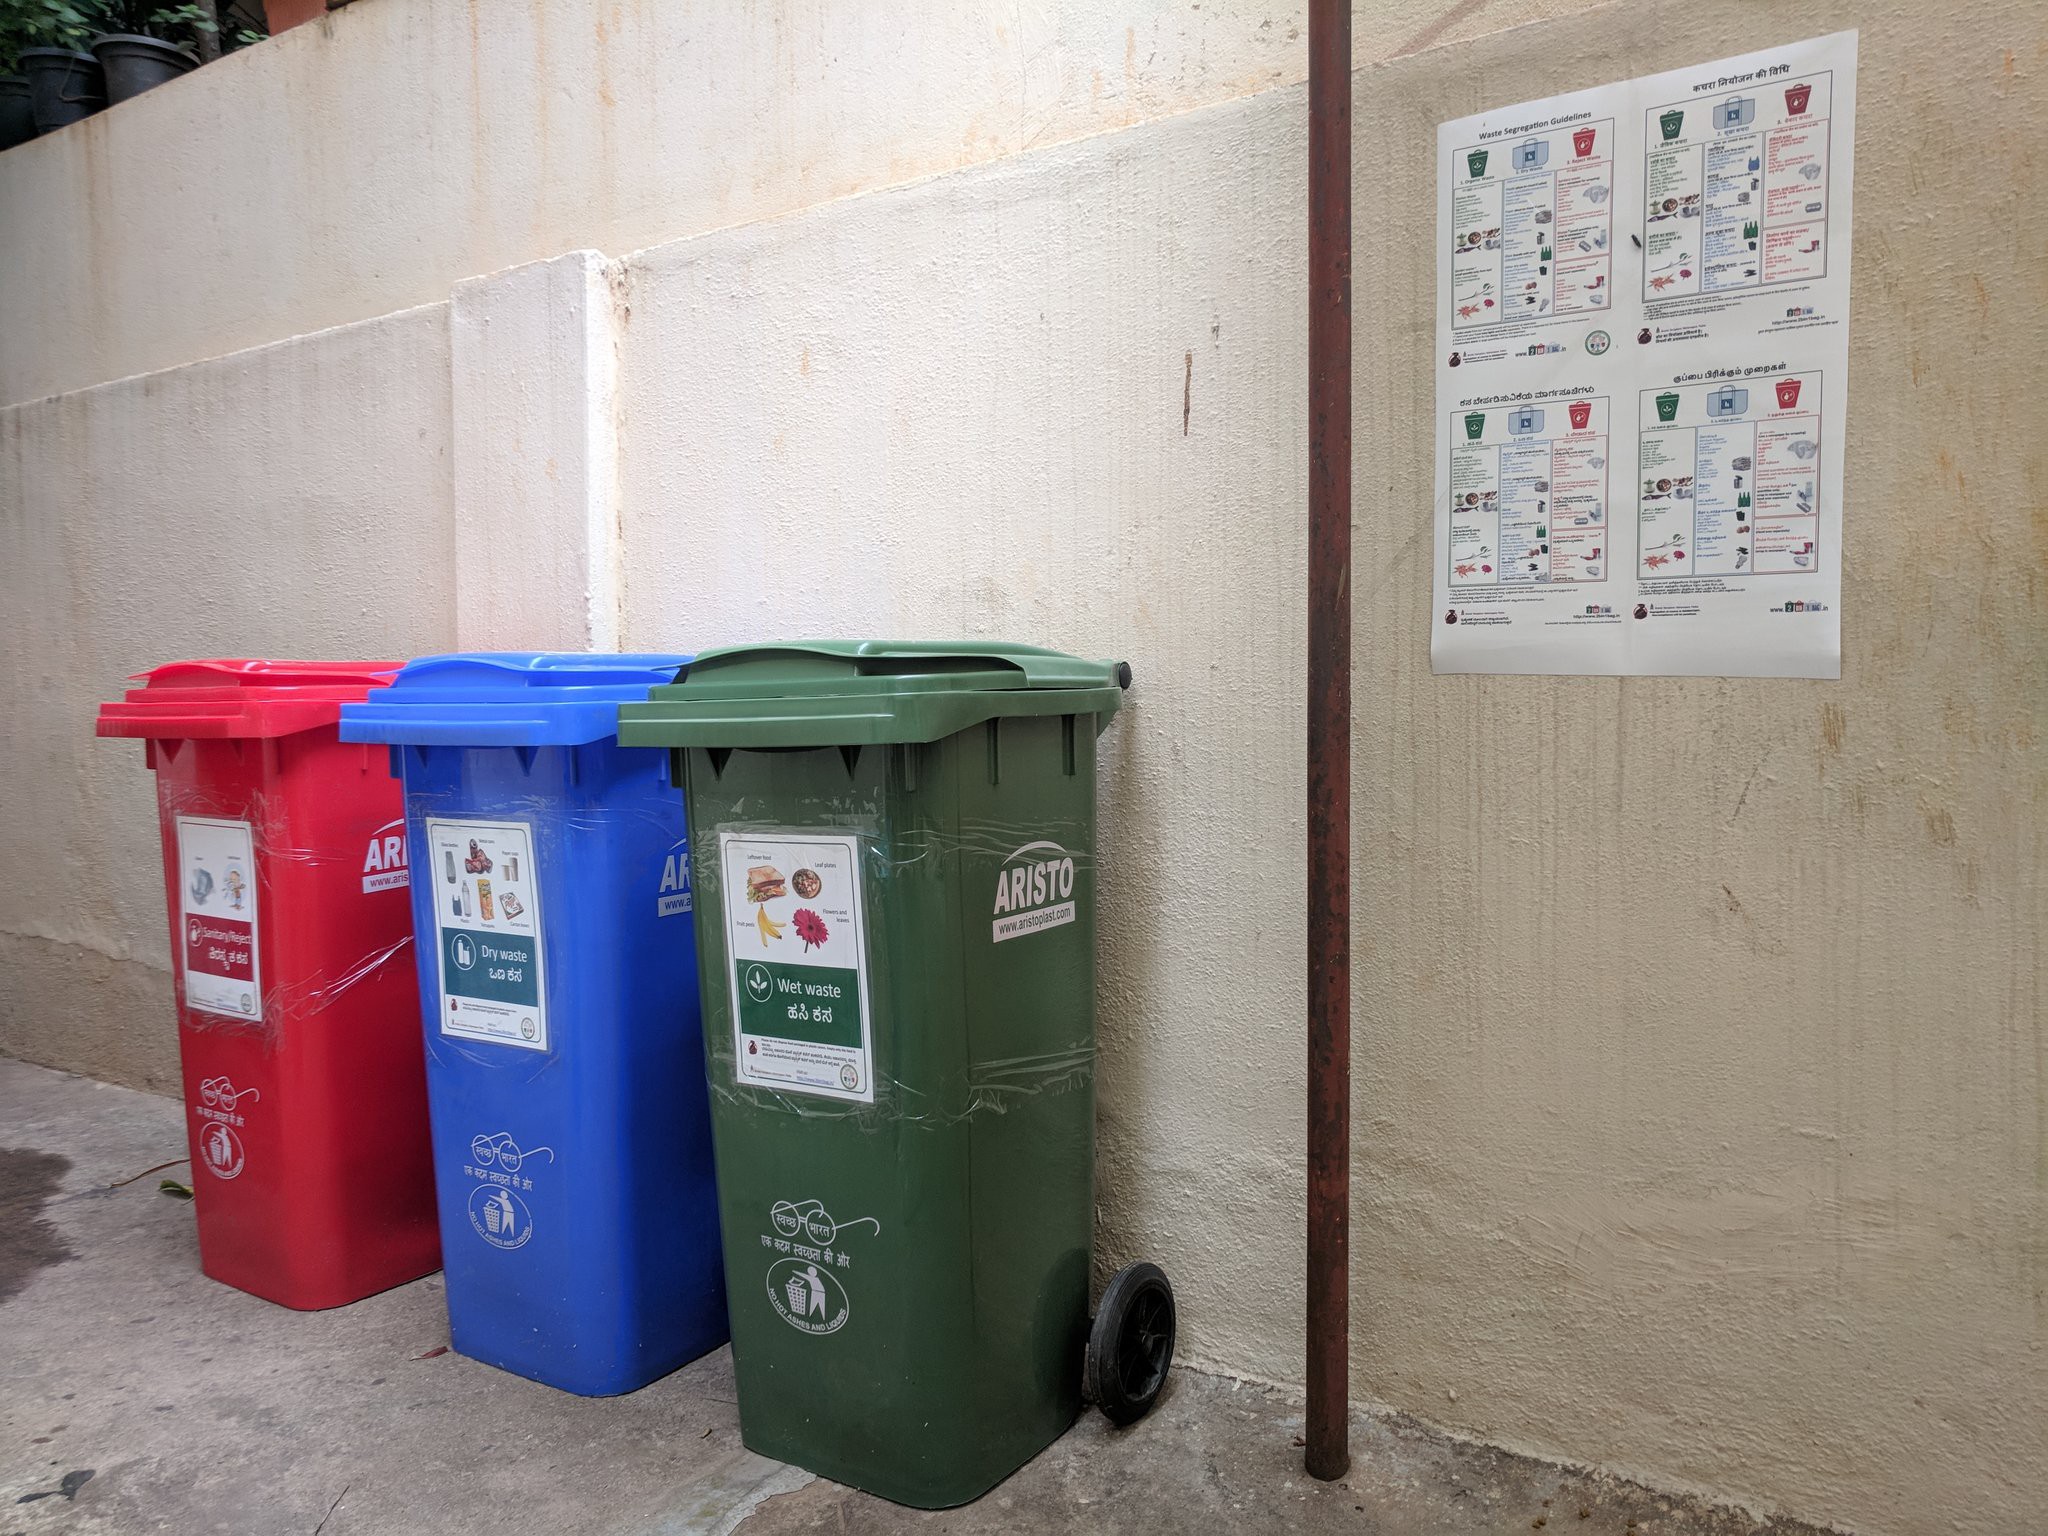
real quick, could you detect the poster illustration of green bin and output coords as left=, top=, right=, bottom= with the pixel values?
left=1464, top=411, right=1487, bottom=440
left=1659, top=108, right=1684, bottom=141
left=1466, top=148, right=1489, bottom=178
left=1654, top=392, right=1681, bottom=422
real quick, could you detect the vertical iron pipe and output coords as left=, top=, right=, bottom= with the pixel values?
left=1304, top=0, right=1352, bottom=1486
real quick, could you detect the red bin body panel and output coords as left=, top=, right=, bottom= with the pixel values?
left=98, top=661, right=440, bottom=1309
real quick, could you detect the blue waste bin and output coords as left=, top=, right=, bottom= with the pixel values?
left=339, top=652, right=725, bottom=1395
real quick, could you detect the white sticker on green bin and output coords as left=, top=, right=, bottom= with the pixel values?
left=719, top=830, right=875, bottom=1105
left=425, top=818, right=548, bottom=1052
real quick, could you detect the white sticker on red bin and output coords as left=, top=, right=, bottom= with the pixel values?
left=175, top=816, right=262, bottom=1021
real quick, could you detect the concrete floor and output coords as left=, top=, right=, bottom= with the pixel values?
left=0, top=1056, right=1842, bottom=1536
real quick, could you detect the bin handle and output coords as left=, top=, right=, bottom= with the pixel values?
left=341, top=721, right=612, bottom=748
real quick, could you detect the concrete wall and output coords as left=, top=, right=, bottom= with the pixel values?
left=612, top=95, right=1313, bottom=1391
left=1, top=1, right=2042, bottom=1531
left=1352, top=6, right=2045, bottom=1530
left=601, top=8, right=2047, bottom=1528
left=0, top=0, right=1607, bottom=407
left=0, top=303, right=455, bottom=1090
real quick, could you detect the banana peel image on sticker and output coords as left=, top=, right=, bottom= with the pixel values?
left=757, top=905, right=786, bottom=946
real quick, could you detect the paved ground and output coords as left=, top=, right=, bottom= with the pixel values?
left=0, top=1056, right=1843, bottom=1535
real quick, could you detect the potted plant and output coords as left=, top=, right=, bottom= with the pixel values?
left=0, top=5, right=37, bottom=149
left=90, top=3, right=216, bottom=102
left=13, top=0, right=106, bottom=134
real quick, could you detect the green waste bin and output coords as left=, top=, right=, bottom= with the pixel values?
left=618, top=642, right=1174, bottom=1508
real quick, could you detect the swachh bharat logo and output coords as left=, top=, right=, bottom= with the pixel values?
left=991, top=840, right=1079, bottom=944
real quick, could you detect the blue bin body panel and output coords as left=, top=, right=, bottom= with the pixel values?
left=341, top=653, right=724, bottom=1396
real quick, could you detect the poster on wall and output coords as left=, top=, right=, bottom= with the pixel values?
left=1432, top=31, right=1856, bottom=677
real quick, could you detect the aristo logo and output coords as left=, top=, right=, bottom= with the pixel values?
left=361, top=820, right=410, bottom=894
left=991, top=840, right=1078, bottom=945
left=658, top=840, right=693, bottom=919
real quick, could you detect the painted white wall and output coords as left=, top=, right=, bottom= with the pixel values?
left=1349, top=11, right=2044, bottom=1531
left=452, top=250, right=622, bottom=652
left=613, top=91, right=1312, bottom=1392
left=0, top=303, right=455, bottom=1089
left=1, top=0, right=2042, bottom=1531
left=0, top=0, right=1617, bottom=408
left=606, top=3, right=2047, bottom=1530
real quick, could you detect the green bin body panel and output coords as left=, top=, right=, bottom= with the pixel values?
left=618, top=643, right=1123, bottom=1509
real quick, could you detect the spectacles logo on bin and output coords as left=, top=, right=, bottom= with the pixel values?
left=360, top=819, right=410, bottom=894
left=992, top=840, right=1079, bottom=944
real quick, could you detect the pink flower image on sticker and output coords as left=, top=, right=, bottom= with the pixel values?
left=793, top=909, right=829, bottom=952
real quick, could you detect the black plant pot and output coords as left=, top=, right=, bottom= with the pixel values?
left=91, top=34, right=199, bottom=104
left=21, top=48, right=105, bottom=134
left=0, top=76, right=34, bottom=150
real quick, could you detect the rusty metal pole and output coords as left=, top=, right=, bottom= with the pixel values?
left=1304, top=0, right=1352, bottom=1486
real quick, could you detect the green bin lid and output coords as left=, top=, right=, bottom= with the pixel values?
left=616, top=641, right=1129, bottom=749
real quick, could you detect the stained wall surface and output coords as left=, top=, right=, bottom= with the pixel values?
left=610, top=3, right=2045, bottom=1530
left=1349, top=6, right=2044, bottom=1530
left=0, top=0, right=1607, bottom=406
left=0, top=305, right=455, bottom=1089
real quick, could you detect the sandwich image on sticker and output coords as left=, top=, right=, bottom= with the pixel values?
left=747, top=866, right=787, bottom=903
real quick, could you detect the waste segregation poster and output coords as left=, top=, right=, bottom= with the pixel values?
left=1433, top=31, right=1856, bottom=677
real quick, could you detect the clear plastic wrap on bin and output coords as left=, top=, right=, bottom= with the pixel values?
left=698, top=800, right=1100, bottom=1128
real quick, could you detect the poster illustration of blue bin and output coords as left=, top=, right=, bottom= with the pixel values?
left=1705, top=386, right=1749, bottom=419
left=1508, top=407, right=1546, bottom=436
left=1512, top=138, right=1549, bottom=172
left=1713, top=96, right=1756, bottom=130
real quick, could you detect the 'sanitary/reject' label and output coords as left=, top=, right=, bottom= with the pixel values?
left=176, top=816, right=262, bottom=1021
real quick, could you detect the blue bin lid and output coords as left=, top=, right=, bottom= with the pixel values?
left=338, top=652, right=689, bottom=747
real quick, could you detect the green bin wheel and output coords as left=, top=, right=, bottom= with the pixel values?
left=1086, top=1261, right=1176, bottom=1426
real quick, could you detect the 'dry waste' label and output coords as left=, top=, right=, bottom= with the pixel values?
left=426, top=819, right=548, bottom=1052
left=719, top=831, right=875, bottom=1104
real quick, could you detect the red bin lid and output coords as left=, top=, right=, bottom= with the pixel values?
left=95, top=659, right=403, bottom=741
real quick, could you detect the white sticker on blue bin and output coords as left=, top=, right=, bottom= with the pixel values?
left=426, top=818, right=549, bottom=1052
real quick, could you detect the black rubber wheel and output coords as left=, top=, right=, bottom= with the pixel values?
left=1087, top=1260, right=1175, bottom=1426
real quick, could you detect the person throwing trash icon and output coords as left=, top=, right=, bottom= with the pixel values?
left=489, top=1187, right=516, bottom=1239
left=786, top=1264, right=827, bottom=1319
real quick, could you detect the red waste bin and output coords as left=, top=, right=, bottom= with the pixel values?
left=97, top=660, right=440, bottom=1308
